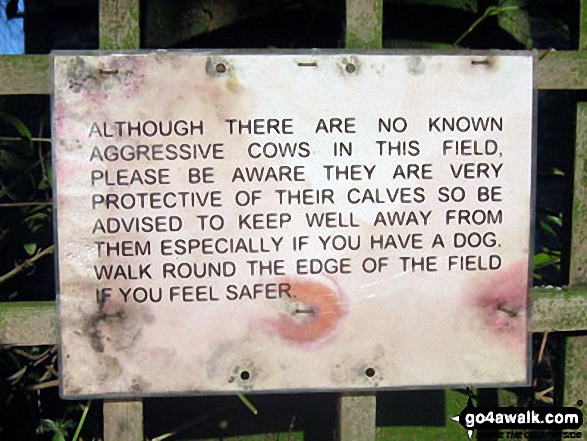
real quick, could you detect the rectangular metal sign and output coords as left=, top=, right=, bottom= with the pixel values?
left=53, top=51, right=534, bottom=397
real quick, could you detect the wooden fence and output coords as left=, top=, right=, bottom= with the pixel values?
left=0, top=0, right=586, bottom=439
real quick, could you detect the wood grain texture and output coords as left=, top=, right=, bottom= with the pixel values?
left=99, top=0, right=140, bottom=50
left=342, top=3, right=382, bottom=437
left=345, top=0, right=383, bottom=49
left=530, top=287, right=587, bottom=332
left=0, top=301, right=57, bottom=346
left=564, top=18, right=587, bottom=424
left=536, top=51, right=587, bottom=90
left=0, top=51, right=586, bottom=95
left=0, top=55, right=50, bottom=95
left=339, top=393, right=377, bottom=441
left=2, top=286, right=583, bottom=343
left=103, top=400, right=143, bottom=441
left=570, top=103, right=587, bottom=284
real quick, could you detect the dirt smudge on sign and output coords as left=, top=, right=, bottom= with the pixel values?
left=65, top=56, right=146, bottom=103
left=407, top=56, right=425, bottom=75
left=85, top=294, right=142, bottom=353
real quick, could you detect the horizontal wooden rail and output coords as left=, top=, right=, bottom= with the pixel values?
left=0, top=50, right=586, bottom=95
left=536, top=50, right=587, bottom=89
left=1, top=287, right=585, bottom=346
left=0, top=55, right=51, bottom=95
left=531, top=286, right=587, bottom=332
left=0, top=301, right=57, bottom=345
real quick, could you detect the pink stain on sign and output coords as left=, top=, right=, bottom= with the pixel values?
left=465, top=261, right=529, bottom=356
left=262, top=275, right=347, bottom=348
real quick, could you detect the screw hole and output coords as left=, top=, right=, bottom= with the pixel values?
left=240, top=370, right=250, bottom=380
left=365, top=367, right=375, bottom=377
left=216, top=63, right=227, bottom=73
left=346, top=63, right=356, bottom=74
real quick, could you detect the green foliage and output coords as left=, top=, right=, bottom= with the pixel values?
left=392, top=0, right=478, bottom=13
left=454, top=5, right=519, bottom=46
left=0, top=107, right=52, bottom=301
left=37, top=418, right=75, bottom=441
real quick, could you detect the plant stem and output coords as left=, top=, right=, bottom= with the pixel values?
left=237, top=393, right=258, bottom=415
left=0, top=245, right=55, bottom=285
left=0, top=136, right=51, bottom=143
left=72, top=401, right=91, bottom=441
left=0, top=201, right=52, bottom=208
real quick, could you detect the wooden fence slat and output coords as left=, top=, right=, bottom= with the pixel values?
left=345, top=0, right=383, bottom=49
left=339, top=393, right=377, bottom=441
left=103, top=400, right=144, bottom=441
left=536, top=51, right=587, bottom=89
left=99, top=0, right=141, bottom=50
left=342, top=1, right=382, bottom=438
left=1, top=285, right=584, bottom=345
left=0, top=301, right=57, bottom=346
left=570, top=103, right=587, bottom=285
left=563, top=336, right=587, bottom=408
left=0, top=55, right=50, bottom=95
left=98, top=1, right=143, bottom=438
left=530, top=287, right=587, bottom=332
left=565, top=97, right=587, bottom=432
left=342, top=1, right=382, bottom=439
left=0, top=51, right=586, bottom=96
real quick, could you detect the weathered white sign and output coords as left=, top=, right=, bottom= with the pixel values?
left=53, top=51, right=533, bottom=398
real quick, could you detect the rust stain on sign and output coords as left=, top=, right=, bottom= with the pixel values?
left=53, top=52, right=534, bottom=398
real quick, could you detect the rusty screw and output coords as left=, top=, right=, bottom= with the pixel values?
left=345, top=63, right=356, bottom=74
left=98, top=68, right=119, bottom=75
left=216, top=63, right=227, bottom=73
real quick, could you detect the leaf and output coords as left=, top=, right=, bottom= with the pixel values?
left=533, top=251, right=561, bottom=270
left=52, top=434, right=65, bottom=441
left=0, top=150, right=29, bottom=170
left=237, top=393, right=258, bottom=415
left=546, top=214, right=563, bottom=227
left=392, top=0, right=478, bottom=12
left=539, top=220, right=557, bottom=237
left=0, top=111, right=32, bottom=140
left=23, top=243, right=37, bottom=255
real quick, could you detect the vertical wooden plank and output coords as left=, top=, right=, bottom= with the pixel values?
left=345, top=0, right=383, bottom=49
left=563, top=336, right=587, bottom=408
left=99, top=1, right=142, bottom=439
left=566, top=102, right=587, bottom=433
left=339, top=393, right=377, bottom=441
left=566, top=2, right=587, bottom=429
left=570, top=103, right=587, bottom=284
left=99, top=0, right=141, bottom=50
left=103, top=400, right=144, bottom=441
left=339, top=2, right=382, bottom=440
